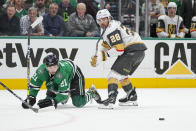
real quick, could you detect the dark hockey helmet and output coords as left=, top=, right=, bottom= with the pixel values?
left=44, top=53, right=59, bottom=67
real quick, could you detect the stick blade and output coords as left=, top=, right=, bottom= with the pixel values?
left=32, top=108, right=39, bottom=113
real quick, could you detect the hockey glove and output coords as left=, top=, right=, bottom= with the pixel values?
left=37, top=99, right=57, bottom=109
left=90, top=56, right=98, bottom=67
left=22, top=95, right=36, bottom=109
left=46, top=90, right=56, bottom=98
left=90, top=51, right=108, bottom=67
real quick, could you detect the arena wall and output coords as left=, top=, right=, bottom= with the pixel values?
left=0, top=37, right=195, bottom=89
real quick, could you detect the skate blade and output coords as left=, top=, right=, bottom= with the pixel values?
left=98, top=103, right=114, bottom=109
left=119, top=101, right=138, bottom=106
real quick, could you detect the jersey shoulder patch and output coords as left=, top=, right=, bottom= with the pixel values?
left=37, top=64, right=46, bottom=75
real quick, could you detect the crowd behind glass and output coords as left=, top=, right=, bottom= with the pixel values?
left=0, top=0, right=196, bottom=38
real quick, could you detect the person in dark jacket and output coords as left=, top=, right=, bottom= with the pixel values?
left=58, top=0, right=75, bottom=23
left=43, top=2, right=66, bottom=36
left=0, top=4, right=20, bottom=36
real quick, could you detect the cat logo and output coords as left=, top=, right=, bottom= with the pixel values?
left=165, top=60, right=193, bottom=75
left=154, top=42, right=196, bottom=75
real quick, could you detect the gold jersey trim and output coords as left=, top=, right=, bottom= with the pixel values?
left=101, top=41, right=111, bottom=50
left=125, top=42, right=144, bottom=48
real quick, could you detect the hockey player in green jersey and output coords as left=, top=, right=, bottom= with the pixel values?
left=22, top=53, right=101, bottom=109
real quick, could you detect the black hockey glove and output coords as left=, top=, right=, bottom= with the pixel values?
left=37, top=99, right=57, bottom=109
left=46, top=90, right=56, bottom=98
left=22, top=95, right=36, bottom=109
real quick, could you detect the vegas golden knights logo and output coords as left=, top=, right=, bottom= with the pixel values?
left=168, top=24, right=176, bottom=34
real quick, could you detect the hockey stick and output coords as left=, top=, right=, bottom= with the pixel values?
left=0, top=82, right=39, bottom=113
left=176, top=15, right=179, bottom=36
left=95, top=29, right=106, bottom=56
left=26, top=16, right=43, bottom=95
left=27, top=28, right=31, bottom=95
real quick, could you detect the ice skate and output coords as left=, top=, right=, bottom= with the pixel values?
left=88, top=84, right=102, bottom=104
left=98, top=92, right=117, bottom=109
left=119, top=87, right=138, bottom=106
left=98, top=98, right=115, bottom=109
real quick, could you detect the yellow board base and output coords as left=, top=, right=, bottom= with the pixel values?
left=0, top=78, right=196, bottom=90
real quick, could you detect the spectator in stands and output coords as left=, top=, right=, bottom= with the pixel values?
left=12, top=0, right=27, bottom=19
left=20, top=7, right=44, bottom=36
left=142, top=0, right=165, bottom=37
left=24, top=0, right=34, bottom=10
left=0, top=5, right=20, bottom=36
left=58, top=0, right=75, bottom=23
left=78, top=0, right=97, bottom=20
left=43, top=3, right=66, bottom=36
left=190, top=16, right=196, bottom=38
left=33, top=0, right=52, bottom=8
left=33, top=0, right=49, bottom=16
left=67, top=3, right=99, bottom=37
left=156, top=2, right=185, bottom=38
left=104, top=3, right=110, bottom=11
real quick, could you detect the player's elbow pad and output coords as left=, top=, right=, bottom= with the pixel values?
left=107, top=48, right=124, bottom=57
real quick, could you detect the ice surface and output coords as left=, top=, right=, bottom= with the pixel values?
left=0, top=88, right=196, bottom=131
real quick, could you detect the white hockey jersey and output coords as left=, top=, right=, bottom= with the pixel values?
left=190, top=16, right=196, bottom=38
left=99, top=20, right=146, bottom=59
left=156, top=15, right=185, bottom=38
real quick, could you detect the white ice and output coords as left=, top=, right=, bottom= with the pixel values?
left=0, top=88, right=196, bottom=131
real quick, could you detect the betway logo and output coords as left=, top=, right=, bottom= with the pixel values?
left=0, top=43, right=78, bottom=67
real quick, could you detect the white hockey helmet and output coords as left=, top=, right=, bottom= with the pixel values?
left=167, top=2, right=177, bottom=9
left=96, top=9, right=111, bottom=20
left=192, top=16, right=196, bottom=22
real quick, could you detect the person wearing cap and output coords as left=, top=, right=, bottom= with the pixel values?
left=22, top=53, right=102, bottom=109
left=156, top=2, right=186, bottom=38
left=90, top=9, right=147, bottom=109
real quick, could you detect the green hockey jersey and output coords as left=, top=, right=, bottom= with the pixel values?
left=29, top=59, right=76, bottom=103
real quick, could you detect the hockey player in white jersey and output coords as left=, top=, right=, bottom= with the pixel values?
left=190, top=16, right=196, bottom=38
left=90, top=9, right=147, bottom=109
left=156, top=2, right=185, bottom=38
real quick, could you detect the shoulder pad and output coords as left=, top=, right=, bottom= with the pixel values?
left=55, top=72, right=63, bottom=79
left=109, top=20, right=120, bottom=28
left=158, top=15, right=166, bottom=20
left=37, top=67, right=45, bottom=75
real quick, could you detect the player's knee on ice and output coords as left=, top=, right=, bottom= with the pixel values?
left=71, top=95, right=86, bottom=107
